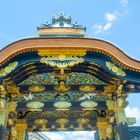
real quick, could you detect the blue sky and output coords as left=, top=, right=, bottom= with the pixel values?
left=0, top=0, right=140, bottom=139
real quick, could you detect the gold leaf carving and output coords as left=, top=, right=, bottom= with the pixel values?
left=54, top=81, right=70, bottom=92
left=8, top=101, right=17, bottom=112
left=104, top=84, right=116, bottom=94
left=38, top=49, right=86, bottom=57
left=7, top=85, right=20, bottom=94
left=28, top=85, right=45, bottom=92
left=106, top=62, right=126, bottom=76
left=0, top=61, right=18, bottom=77
left=40, top=57, right=84, bottom=69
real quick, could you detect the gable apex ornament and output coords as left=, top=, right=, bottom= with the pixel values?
left=37, top=12, right=86, bottom=37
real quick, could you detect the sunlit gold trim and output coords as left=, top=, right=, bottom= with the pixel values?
left=38, top=49, right=87, bottom=57
left=24, top=66, right=37, bottom=71
left=89, top=62, right=101, bottom=67
left=86, top=70, right=96, bottom=75
left=88, top=66, right=99, bottom=71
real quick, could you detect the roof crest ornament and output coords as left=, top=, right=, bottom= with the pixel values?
left=38, top=12, right=86, bottom=31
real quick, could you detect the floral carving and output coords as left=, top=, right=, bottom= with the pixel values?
left=19, top=73, right=58, bottom=85
left=66, top=72, right=105, bottom=85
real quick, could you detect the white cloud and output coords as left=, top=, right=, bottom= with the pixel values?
left=106, top=12, right=117, bottom=22
left=120, top=0, right=128, bottom=7
left=105, top=11, right=120, bottom=22
left=92, top=0, right=129, bottom=35
left=125, top=106, right=140, bottom=119
left=103, top=22, right=112, bottom=30
left=66, top=131, right=95, bottom=139
left=93, top=11, right=121, bottom=34
left=42, top=131, right=95, bottom=140
left=93, top=23, right=112, bottom=34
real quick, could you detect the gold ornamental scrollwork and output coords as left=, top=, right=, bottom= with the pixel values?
left=0, top=85, right=7, bottom=98
left=106, top=100, right=117, bottom=111
left=103, top=84, right=116, bottom=94
left=0, top=61, right=18, bottom=77
left=39, top=49, right=86, bottom=69
left=79, top=85, right=96, bottom=92
left=38, top=49, right=87, bottom=57
left=34, top=119, right=50, bottom=131
left=40, top=56, right=84, bottom=69
left=54, top=81, right=70, bottom=92
left=56, top=118, right=69, bottom=131
left=75, top=117, right=90, bottom=130
left=8, top=101, right=17, bottom=112
left=28, top=85, right=45, bottom=93
left=7, top=84, right=20, bottom=95
left=106, top=62, right=126, bottom=76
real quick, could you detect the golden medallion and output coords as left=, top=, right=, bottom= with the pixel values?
left=79, top=85, right=96, bottom=92
left=28, top=85, right=45, bottom=92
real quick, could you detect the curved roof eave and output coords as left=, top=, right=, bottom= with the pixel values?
left=0, top=37, right=140, bottom=71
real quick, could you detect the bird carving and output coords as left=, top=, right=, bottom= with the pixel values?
left=78, top=93, right=96, bottom=101
left=23, top=92, right=34, bottom=101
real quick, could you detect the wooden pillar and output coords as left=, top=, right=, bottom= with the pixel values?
left=106, top=84, right=130, bottom=140
left=0, top=85, right=8, bottom=140
left=97, top=118, right=114, bottom=140
left=116, top=97, right=130, bottom=140
left=0, top=99, right=7, bottom=126
left=15, top=119, right=27, bottom=140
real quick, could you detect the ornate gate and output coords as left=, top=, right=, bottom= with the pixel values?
left=0, top=13, right=139, bottom=140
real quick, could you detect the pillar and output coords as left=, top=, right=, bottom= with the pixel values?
left=14, top=119, right=27, bottom=140
left=0, top=85, right=8, bottom=140
left=116, top=97, right=130, bottom=140
left=106, top=83, right=131, bottom=140
left=97, top=118, right=114, bottom=140
left=106, top=98, right=130, bottom=139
